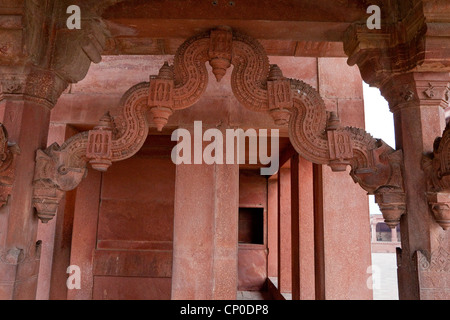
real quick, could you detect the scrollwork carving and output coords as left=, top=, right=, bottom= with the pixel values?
left=230, top=31, right=270, bottom=113
left=32, top=81, right=151, bottom=222
left=341, top=119, right=406, bottom=228
left=32, top=26, right=406, bottom=228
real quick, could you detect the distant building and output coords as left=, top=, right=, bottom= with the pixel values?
left=371, top=214, right=401, bottom=254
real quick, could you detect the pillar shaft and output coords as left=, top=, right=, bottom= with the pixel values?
left=267, top=178, right=278, bottom=278
left=314, top=164, right=372, bottom=300
left=0, top=65, right=69, bottom=300
left=382, top=72, right=450, bottom=300
left=36, top=124, right=80, bottom=300
left=0, top=97, right=51, bottom=299
left=171, top=126, right=239, bottom=300
left=277, top=167, right=291, bottom=293
left=291, top=154, right=315, bottom=300
left=67, top=169, right=102, bottom=300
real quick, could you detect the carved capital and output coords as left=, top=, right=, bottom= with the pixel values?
left=0, top=68, right=68, bottom=109
left=380, top=72, right=450, bottom=113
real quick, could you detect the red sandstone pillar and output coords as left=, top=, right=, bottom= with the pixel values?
left=314, top=164, right=373, bottom=300
left=66, top=169, right=102, bottom=300
left=314, top=58, right=372, bottom=299
left=171, top=126, right=239, bottom=300
left=0, top=68, right=69, bottom=300
left=267, top=177, right=278, bottom=278
left=36, top=124, right=79, bottom=300
left=291, top=154, right=315, bottom=300
left=277, top=166, right=291, bottom=294
left=381, top=72, right=450, bottom=300
left=0, top=97, right=50, bottom=299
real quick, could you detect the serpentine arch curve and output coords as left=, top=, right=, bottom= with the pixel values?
left=31, top=26, right=406, bottom=230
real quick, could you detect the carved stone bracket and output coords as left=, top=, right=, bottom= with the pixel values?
left=0, top=123, right=20, bottom=209
left=32, top=81, right=150, bottom=222
left=343, top=1, right=427, bottom=88
left=344, top=1, right=450, bottom=90
left=32, top=27, right=406, bottom=227
left=32, top=140, right=87, bottom=223
left=0, top=241, right=42, bottom=266
left=1, top=1, right=111, bottom=109
left=423, top=122, right=450, bottom=230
